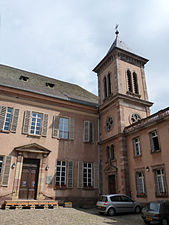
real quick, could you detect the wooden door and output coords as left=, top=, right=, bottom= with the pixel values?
left=19, top=158, right=40, bottom=199
left=108, top=175, right=116, bottom=194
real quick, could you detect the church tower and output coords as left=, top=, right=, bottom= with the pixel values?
left=93, top=29, right=153, bottom=195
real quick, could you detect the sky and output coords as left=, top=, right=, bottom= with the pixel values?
left=0, top=0, right=169, bottom=114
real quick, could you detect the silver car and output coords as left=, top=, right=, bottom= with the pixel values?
left=96, top=194, right=141, bottom=216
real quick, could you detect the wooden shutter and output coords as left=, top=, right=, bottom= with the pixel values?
left=83, top=121, right=89, bottom=142
left=93, top=162, right=99, bottom=189
left=42, top=113, right=48, bottom=137
left=0, top=106, right=6, bottom=131
left=22, top=110, right=31, bottom=134
left=1, top=156, right=12, bottom=186
left=67, top=161, right=73, bottom=188
left=52, top=116, right=59, bottom=138
left=69, top=118, right=74, bottom=140
left=10, top=109, right=20, bottom=133
left=89, top=122, right=94, bottom=143
left=78, top=161, right=83, bottom=188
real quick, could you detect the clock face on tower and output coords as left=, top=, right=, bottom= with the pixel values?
left=130, top=113, right=141, bottom=124
left=105, top=116, right=113, bottom=132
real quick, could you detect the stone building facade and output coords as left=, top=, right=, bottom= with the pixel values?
left=0, top=31, right=169, bottom=206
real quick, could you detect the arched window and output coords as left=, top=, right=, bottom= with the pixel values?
left=110, top=144, right=115, bottom=160
left=133, top=72, right=139, bottom=94
left=127, top=70, right=133, bottom=92
left=103, top=77, right=107, bottom=99
left=107, top=73, right=112, bottom=96
left=106, top=146, right=110, bottom=162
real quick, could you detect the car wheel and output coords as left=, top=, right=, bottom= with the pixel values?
left=135, top=206, right=141, bottom=214
left=161, top=218, right=169, bottom=225
left=108, top=208, right=115, bottom=216
left=143, top=220, right=150, bottom=224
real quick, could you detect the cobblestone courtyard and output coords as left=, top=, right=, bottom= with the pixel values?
left=0, top=207, right=144, bottom=225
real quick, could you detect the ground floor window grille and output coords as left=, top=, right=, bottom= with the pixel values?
left=56, top=161, right=66, bottom=187
left=83, top=163, right=92, bottom=187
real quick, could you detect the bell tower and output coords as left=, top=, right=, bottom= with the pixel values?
left=93, top=29, right=153, bottom=195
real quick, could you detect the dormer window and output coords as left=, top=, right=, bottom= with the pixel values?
left=46, top=82, right=55, bottom=88
left=19, top=75, right=29, bottom=82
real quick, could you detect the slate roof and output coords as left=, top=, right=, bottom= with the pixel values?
left=107, top=35, right=133, bottom=55
left=0, top=64, right=98, bottom=106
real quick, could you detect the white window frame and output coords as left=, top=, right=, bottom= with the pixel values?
left=149, top=130, right=160, bottom=152
left=59, top=117, right=69, bottom=139
left=136, top=172, right=145, bottom=194
left=56, top=161, right=66, bottom=187
left=133, top=137, right=141, bottom=156
left=155, top=169, right=166, bottom=195
left=3, top=107, right=13, bottom=131
left=83, top=163, right=92, bottom=187
left=30, top=112, right=42, bottom=135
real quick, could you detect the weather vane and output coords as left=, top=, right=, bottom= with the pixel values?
left=115, top=24, right=119, bottom=36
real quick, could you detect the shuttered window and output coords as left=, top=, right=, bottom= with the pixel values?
left=83, top=121, right=94, bottom=143
left=0, top=156, right=11, bottom=186
left=0, top=106, right=19, bottom=133
left=22, top=110, right=48, bottom=137
left=52, top=116, right=74, bottom=140
left=78, top=161, right=98, bottom=189
left=67, top=161, right=73, bottom=188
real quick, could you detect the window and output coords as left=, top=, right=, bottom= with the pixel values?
left=133, top=137, right=141, bottom=156
left=3, top=107, right=13, bottom=131
left=83, top=121, right=94, bottom=143
left=149, top=130, right=160, bottom=152
left=103, top=77, right=107, bottom=99
left=83, top=163, right=92, bottom=187
left=127, top=70, right=133, bottom=92
left=19, top=75, right=29, bottom=81
left=59, top=117, right=69, bottom=139
left=154, top=169, right=167, bottom=196
left=46, top=82, right=55, bottom=88
left=30, top=112, right=42, bottom=135
left=133, top=72, right=139, bottom=94
left=107, top=73, right=112, bottom=96
left=56, top=161, right=66, bottom=187
left=136, top=172, right=145, bottom=196
left=106, top=144, right=115, bottom=162
left=23, top=110, right=48, bottom=137
left=0, top=156, right=3, bottom=175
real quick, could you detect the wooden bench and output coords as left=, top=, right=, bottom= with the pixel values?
left=4, top=200, right=58, bottom=210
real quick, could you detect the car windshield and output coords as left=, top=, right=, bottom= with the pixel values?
left=147, top=203, right=160, bottom=212
left=98, top=195, right=108, bottom=202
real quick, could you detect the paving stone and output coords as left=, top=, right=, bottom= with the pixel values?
left=0, top=207, right=144, bottom=225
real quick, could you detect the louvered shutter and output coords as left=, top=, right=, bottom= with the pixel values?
left=0, top=106, right=6, bottom=131
left=10, top=109, right=20, bottom=133
left=52, top=116, right=59, bottom=138
left=89, top=122, right=94, bottom=143
left=69, top=118, right=74, bottom=140
left=78, top=161, right=83, bottom=188
left=83, top=121, right=89, bottom=142
left=93, top=162, right=99, bottom=189
left=67, top=161, right=73, bottom=188
left=1, top=156, right=12, bottom=186
left=42, top=114, right=48, bottom=137
left=22, top=110, right=31, bottom=134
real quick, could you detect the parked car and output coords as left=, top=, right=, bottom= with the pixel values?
left=96, top=194, right=141, bottom=216
left=141, top=201, right=169, bottom=225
